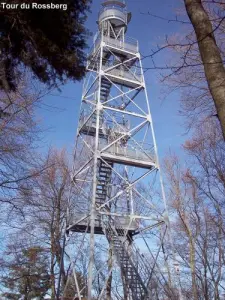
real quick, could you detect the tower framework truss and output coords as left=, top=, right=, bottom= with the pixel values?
left=62, top=1, right=174, bottom=299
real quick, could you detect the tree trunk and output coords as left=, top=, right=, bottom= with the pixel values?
left=55, top=197, right=67, bottom=290
left=106, top=245, right=113, bottom=300
left=189, top=238, right=198, bottom=300
left=184, top=0, right=225, bottom=140
left=50, top=230, right=56, bottom=299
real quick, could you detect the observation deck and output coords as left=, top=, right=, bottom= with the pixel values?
left=99, top=140, right=157, bottom=169
left=87, top=35, right=142, bottom=88
left=88, top=34, right=139, bottom=62
left=102, top=64, right=143, bottom=89
left=68, top=214, right=138, bottom=237
left=79, top=116, right=131, bottom=140
left=79, top=115, right=156, bottom=169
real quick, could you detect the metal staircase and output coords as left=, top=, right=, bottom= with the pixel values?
left=103, top=218, right=151, bottom=299
left=100, top=77, right=111, bottom=103
left=96, top=160, right=151, bottom=299
left=96, top=160, right=113, bottom=207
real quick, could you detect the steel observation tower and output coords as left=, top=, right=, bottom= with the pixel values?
left=63, top=1, right=173, bottom=299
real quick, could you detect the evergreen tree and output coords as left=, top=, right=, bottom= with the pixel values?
left=0, top=0, right=91, bottom=91
left=1, top=246, right=51, bottom=299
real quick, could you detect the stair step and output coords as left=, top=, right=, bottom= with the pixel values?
left=98, top=179, right=110, bottom=185
left=96, top=191, right=107, bottom=195
left=100, top=166, right=112, bottom=170
left=96, top=193, right=107, bottom=197
left=103, top=223, right=148, bottom=299
left=99, top=172, right=111, bottom=175
left=100, top=168, right=112, bottom=171
left=99, top=175, right=111, bottom=179
left=100, top=165, right=112, bottom=169
left=99, top=171, right=111, bottom=174
left=98, top=172, right=111, bottom=176
left=96, top=188, right=107, bottom=192
left=100, top=165, right=112, bottom=171
left=101, top=161, right=113, bottom=165
left=100, top=164, right=112, bottom=168
left=99, top=175, right=111, bottom=178
left=101, top=164, right=113, bottom=168
left=96, top=185, right=107, bottom=188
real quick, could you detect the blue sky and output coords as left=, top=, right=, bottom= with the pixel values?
left=37, top=0, right=189, bottom=162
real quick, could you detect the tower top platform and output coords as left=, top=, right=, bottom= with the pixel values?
left=102, top=0, right=126, bottom=8
left=98, top=0, right=131, bottom=32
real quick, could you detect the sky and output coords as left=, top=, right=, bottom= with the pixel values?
left=37, top=0, right=190, bottom=163
left=0, top=0, right=192, bottom=285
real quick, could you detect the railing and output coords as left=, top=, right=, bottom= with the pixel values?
left=109, top=219, right=151, bottom=284
left=106, top=118, right=130, bottom=131
left=100, top=1, right=126, bottom=12
left=102, top=64, right=143, bottom=83
left=99, top=140, right=156, bottom=163
left=87, top=32, right=101, bottom=60
left=130, top=239, right=152, bottom=285
left=99, top=7, right=127, bottom=25
left=102, top=60, right=142, bottom=74
left=113, top=216, right=138, bottom=230
left=88, top=34, right=139, bottom=60
left=102, top=218, right=150, bottom=295
left=103, top=35, right=138, bottom=53
left=71, top=213, right=103, bottom=228
left=79, top=115, right=131, bottom=135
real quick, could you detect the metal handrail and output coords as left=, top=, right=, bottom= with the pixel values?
left=99, top=140, right=156, bottom=163
left=99, top=8, right=127, bottom=25
left=102, top=65, right=143, bottom=83
left=79, top=115, right=130, bottom=131
left=88, top=34, right=139, bottom=59
left=102, top=61, right=142, bottom=76
left=99, top=4, right=126, bottom=16
left=102, top=218, right=150, bottom=294
left=103, top=35, right=138, bottom=47
left=103, top=35, right=138, bottom=52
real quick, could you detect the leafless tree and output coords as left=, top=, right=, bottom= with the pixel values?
left=0, top=75, right=50, bottom=216
left=184, top=0, right=225, bottom=139
left=164, top=119, right=225, bottom=299
left=142, top=0, right=225, bottom=138
left=0, top=148, right=73, bottom=298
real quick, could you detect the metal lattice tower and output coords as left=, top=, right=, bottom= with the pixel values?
left=63, top=1, right=173, bottom=299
